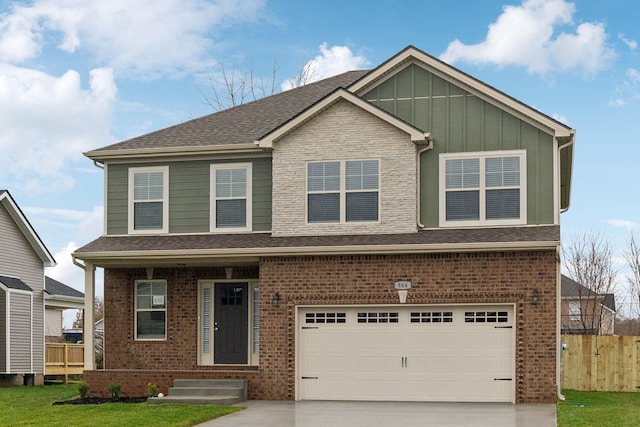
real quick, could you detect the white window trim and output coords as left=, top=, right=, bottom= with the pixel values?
left=568, top=300, right=581, bottom=321
left=306, top=159, right=381, bottom=224
left=128, top=166, right=169, bottom=234
left=134, top=279, right=167, bottom=341
left=439, top=150, right=527, bottom=227
left=210, top=163, right=253, bottom=233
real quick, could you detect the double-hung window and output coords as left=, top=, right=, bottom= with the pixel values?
left=210, top=163, right=252, bottom=232
left=128, top=166, right=169, bottom=233
left=440, top=150, right=526, bottom=226
left=307, top=160, right=379, bottom=223
left=135, top=280, right=167, bottom=340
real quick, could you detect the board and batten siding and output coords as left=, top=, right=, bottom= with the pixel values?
left=362, top=63, right=556, bottom=228
left=271, top=99, right=418, bottom=236
left=0, top=203, right=43, bottom=375
left=105, top=157, right=272, bottom=235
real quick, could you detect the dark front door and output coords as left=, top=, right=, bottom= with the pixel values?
left=214, top=283, right=248, bottom=364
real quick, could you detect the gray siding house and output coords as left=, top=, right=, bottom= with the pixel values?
left=74, top=46, right=575, bottom=403
left=0, top=190, right=56, bottom=385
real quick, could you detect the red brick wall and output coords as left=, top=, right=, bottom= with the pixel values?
left=96, top=250, right=557, bottom=403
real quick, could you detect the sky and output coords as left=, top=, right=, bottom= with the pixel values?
left=0, top=0, right=638, bottom=326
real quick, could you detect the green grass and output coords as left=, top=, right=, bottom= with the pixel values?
left=558, top=390, right=640, bottom=427
left=0, top=384, right=242, bottom=427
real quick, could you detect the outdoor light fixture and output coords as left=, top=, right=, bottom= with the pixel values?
left=271, top=292, right=281, bottom=307
left=532, top=289, right=540, bottom=305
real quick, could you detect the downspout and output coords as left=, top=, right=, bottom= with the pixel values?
left=557, top=245, right=566, bottom=401
left=93, top=160, right=104, bottom=170
left=558, top=133, right=574, bottom=214
left=416, top=133, right=434, bottom=229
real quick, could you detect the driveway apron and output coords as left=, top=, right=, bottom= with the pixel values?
left=198, top=400, right=556, bottom=427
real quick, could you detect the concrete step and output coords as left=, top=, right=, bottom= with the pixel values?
left=148, top=395, right=242, bottom=405
left=149, top=379, right=248, bottom=405
left=173, top=379, right=247, bottom=389
left=168, top=386, right=244, bottom=397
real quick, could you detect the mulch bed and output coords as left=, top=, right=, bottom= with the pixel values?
left=53, top=397, right=148, bottom=405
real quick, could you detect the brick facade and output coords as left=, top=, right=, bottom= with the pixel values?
left=91, top=250, right=557, bottom=403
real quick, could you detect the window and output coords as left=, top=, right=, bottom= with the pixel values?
left=135, top=280, right=166, bottom=340
left=210, top=163, right=252, bottom=232
left=440, top=151, right=526, bottom=226
left=128, top=166, right=168, bottom=233
left=307, top=160, right=379, bottom=223
left=568, top=301, right=581, bottom=321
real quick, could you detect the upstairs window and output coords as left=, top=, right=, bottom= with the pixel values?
left=440, top=151, right=526, bottom=226
left=307, top=160, right=379, bottom=224
left=210, top=163, right=252, bottom=232
left=128, top=166, right=168, bottom=233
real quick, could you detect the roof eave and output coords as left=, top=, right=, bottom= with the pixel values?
left=84, top=143, right=264, bottom=162
left=73, top=240, right=559, bottom=267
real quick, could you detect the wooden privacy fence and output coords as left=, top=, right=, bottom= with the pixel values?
left=45, top=343, right=84, bottom=383
left=562, top=334, right=640, bottom=392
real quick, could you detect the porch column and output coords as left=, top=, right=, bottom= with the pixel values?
left=84, top=262, right=95, bottom=370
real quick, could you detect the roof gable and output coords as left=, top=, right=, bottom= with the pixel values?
left=349, top=46, right=574, bottom=140
left=0, top=190, right=55, bottom=267
left=256, top=88, right=432, bottom=148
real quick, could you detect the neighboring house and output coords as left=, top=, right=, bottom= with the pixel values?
left=561, top=275, right=616, bottom=335
left=44, top=276, right=84, bottom=342
left=0, top=190, right=56, bottom=386
left=73, top=46, right=575, bottom=403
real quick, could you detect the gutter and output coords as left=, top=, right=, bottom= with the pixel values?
left=559, top=131, right=575, bottom=214
left=416, top=134, right=434, bottom=229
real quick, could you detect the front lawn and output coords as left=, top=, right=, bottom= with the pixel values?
left=558, top=390, right=640, bottom=427
left=0, top=383, right=241, bottom=427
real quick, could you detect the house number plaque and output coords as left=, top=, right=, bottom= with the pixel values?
left=394, top=281, right=411, bottom=290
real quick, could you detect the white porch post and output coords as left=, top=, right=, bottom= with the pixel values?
left=84, top=262, right=96, bottom=370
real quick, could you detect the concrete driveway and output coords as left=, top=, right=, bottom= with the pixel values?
left=198, top=400, right=556, bottom=427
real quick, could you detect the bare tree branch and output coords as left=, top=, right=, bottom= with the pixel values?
left=625, top=231, right=640, bottom=318
left=562, top=230, right=618, bottom=334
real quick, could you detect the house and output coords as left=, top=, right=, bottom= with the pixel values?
left=0, top=190, right=56, bottom=386
left=73, top=46, right=575, bottom=403
left=44, top=276, right=84, bottom=342
left=561, top=275, right=615, bottom=335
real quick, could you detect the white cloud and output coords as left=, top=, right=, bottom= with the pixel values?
left=24, top=205, right=104, bottom=240
left=552, top=113, right=569, bottom=125
left=0, top=0, right=267, bottom=79
left=608, top=220, right=639, bottom=231
left=619, top=33, right=637, bottom=50
left=610, top=68, right=640, bottom=106
left=281, top=43, right=370, bottom=91
left=0, top=65, right=115, bottom=195
left=440, top=0, right=615, bottom=77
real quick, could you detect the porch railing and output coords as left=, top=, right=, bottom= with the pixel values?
left=45, top=343, right=84, bottom=383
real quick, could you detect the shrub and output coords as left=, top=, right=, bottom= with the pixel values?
left=78, top=381, right=88, bottom=399
left=107, top=382, right=121, bottom=399
left=146, top=383, right=158, bottom=398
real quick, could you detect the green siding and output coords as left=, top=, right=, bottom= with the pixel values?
left=106, top=157, right=272, bottom=235
left=363, top=63, right=556, bottom=227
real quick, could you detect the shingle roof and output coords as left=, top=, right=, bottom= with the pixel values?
left=75, top=225, right=559, bottom=256
left=88, top=70, right=369, bottom=155
left=0, top=275, right=33, bottom=291
left=45, top=276, right=84, bottom=298
left=561, top=275, right=616, bottom=312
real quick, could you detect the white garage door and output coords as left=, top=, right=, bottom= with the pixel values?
left=298, top=305, right=514, bottom=402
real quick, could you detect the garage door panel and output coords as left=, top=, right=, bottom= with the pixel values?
left=299, top=305, right=514, bottom=402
